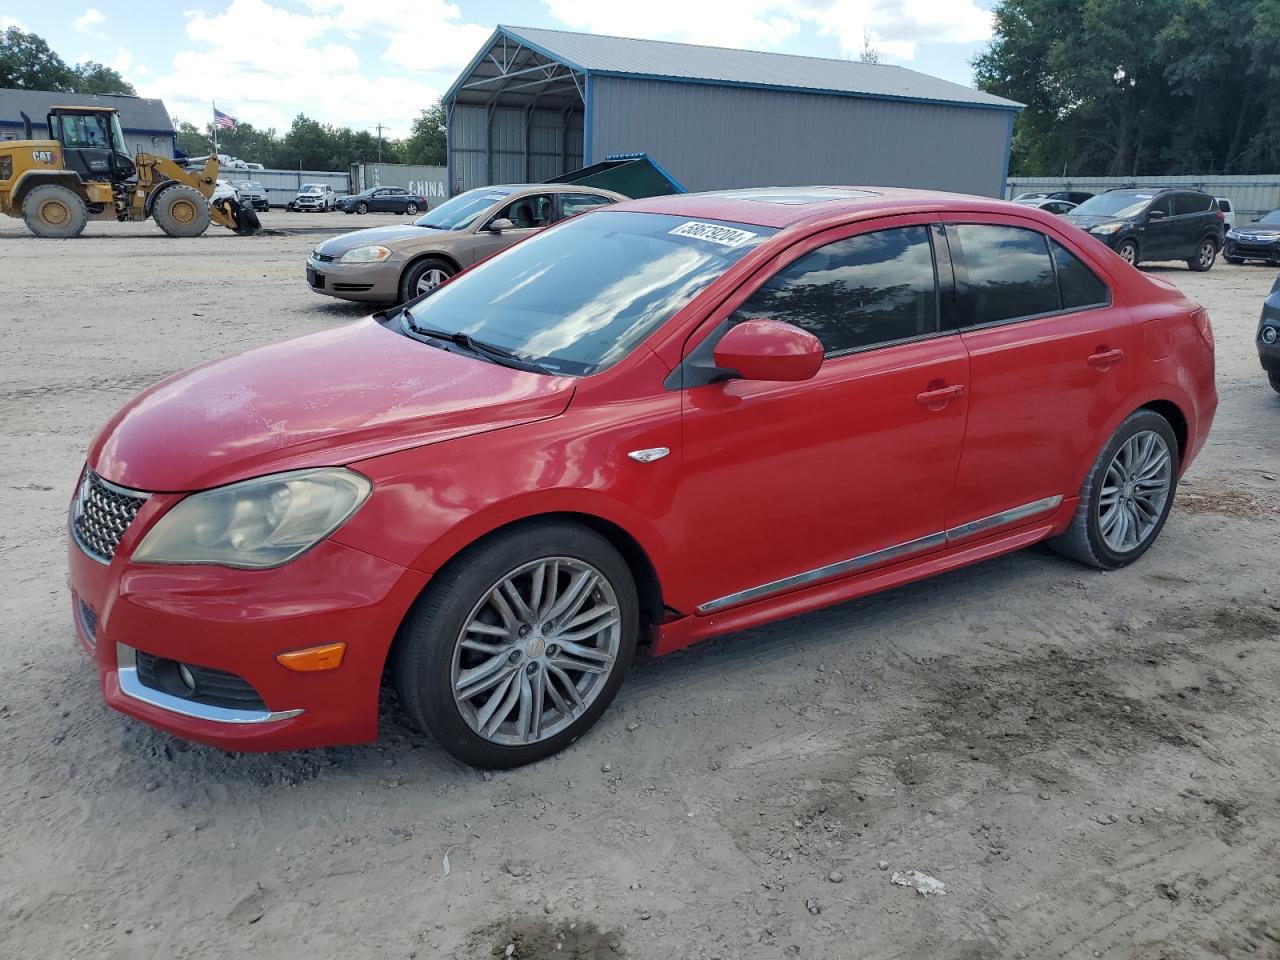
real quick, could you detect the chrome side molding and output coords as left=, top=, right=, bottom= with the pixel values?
left=695, top=495, right=1064, bottom=615
left=115, top=644, right=303, bottom=725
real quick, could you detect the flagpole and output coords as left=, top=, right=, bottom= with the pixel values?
left=211, top=100, right=219, bottom=158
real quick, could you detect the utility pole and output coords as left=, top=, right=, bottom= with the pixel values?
left=375, top=123, right=385, bottom=163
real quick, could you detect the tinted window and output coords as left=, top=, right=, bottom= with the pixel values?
left=1148, top=195, right=1172, bottom=217
left=561, top=194, right=614, bottom=218
left=402, top=212, right=775, bottom=376
left=1217, top=199, right=1232, bottom=212
left=498, top=194, right=554, bottom=228
left=731, top=226, right=938, bottom=355
left=954, top=224, right=1059, bottom=324
left=1174, top=193, right=1211, bottom=216
left=1051, top=240, right=1110, bottom=310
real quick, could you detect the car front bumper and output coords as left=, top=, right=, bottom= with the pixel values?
left=306, top=255, right=403, bottom=303
left=1225, top=236, right=1280, bottom=261
left=68, top=508, right=428, bottom=752
left=1260, top=299, right=1280, bottom=374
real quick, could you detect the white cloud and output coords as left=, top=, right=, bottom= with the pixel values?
left=1, top=15, right=28, bottom=31
left=541, top=0, right=994, bottom=63
left=301, top=0, right=492, bottom=71
left=74, top=8, right=106, bottom=34
left=143, top=0, right=464, bottom=138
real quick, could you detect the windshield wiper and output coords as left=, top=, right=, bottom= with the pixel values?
left=402, top=308, right=551, bottom=374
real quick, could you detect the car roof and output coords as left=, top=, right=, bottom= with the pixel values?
left=481, top=183, right=622, bottom=197
left=1103, top=186, right=1209, bottom=196
left=615, top=186, right=1028, bottom=229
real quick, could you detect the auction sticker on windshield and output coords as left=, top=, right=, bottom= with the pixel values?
left=669, top=221, right=759, bottom=248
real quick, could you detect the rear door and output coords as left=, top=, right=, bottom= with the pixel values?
left=677, top=217, right=971, bottom=614
left=944, top=218, right=1131, bottom=540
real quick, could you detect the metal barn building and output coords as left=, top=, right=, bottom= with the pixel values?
left=0, top=89, right=176, bottom=158
left=444, top=26, right=1022, bottom=198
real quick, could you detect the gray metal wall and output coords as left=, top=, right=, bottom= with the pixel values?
left=1007, top=175, right=1280, bottom=220
left=352, top=163, right=449, bottom=207
left=251, top=169, right=350, bottom=207
left=588, top=76, right=1013, bottom=197
left=449, top=104, right=583, bottom=192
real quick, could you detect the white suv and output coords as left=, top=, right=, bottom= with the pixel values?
left=290, top=184, right=336, bottom=212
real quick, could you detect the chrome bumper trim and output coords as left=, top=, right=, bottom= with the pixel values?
left=115, top=644, right=303, bottom=725
left=945, top=495, right=1064, bottom=543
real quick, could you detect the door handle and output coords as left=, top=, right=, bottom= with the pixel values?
left=1087, top=348, right=1125, bottom=369
left=916, top=384, right=966, bottom=407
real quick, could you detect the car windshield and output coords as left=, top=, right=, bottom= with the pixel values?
left=1071, top=191, right=1154, bottom=218
left=1256, top=210, right=1280, bottom=224
left=399, top=210, right=776, bottom=376
left=300, top=184, right=322, bottom=194
left=416, top=188, right=512, bottom=230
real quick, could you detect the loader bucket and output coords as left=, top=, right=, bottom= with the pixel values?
left=211, top=197, right=261, bottom=235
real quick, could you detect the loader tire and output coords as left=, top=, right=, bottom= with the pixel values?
left=22, top=184, right=88, bottom=239
left=153, top=185, right=212, bottom=238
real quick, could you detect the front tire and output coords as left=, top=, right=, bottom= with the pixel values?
left=1116, top=239, right=1139, bottom=266
left=22, top=184, right=88, bottom=238
left=153, top=185, right=211, bottom=237
left=355, top=201, right=368, bottom=215
left=1270, top=371, right=1280, bottom=394
left=392, top=521, right=639, bottom=768
left=1049, top=410, right=1179, bottom=570
left=399, top=257, right=454, bottom=303
left=1187, top=238, right=1216, bottom=272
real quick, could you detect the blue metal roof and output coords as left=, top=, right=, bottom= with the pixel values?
left=474, top=25, right=1022, bottom=112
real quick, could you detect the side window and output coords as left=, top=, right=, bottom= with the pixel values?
left=1050, top=240, right=1110, bottom=310
left=499, top=194, right=554, bottom=228
left=1173, top=193, right=1209, bottom=216
left=730, top=226, right=938, bottom=355
left=1217, top=199, right=1232, bottom=213
left=953, top=224, right=1059, bottom=325
left=1148, top=195, right=1172, bottom=217
left=560, top=193, right=614, bottom=219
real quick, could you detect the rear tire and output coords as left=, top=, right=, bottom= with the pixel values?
left=399, top=257, right=455, bottom=303
left=1270, top=371, right=1280, bottom=394
left=1116, top=239, right=1139, bottom=266
left=405, top=202, right=419, bottom=215
left=392, top=521, right=639, bottom=768
left=1048, top=409, right=1179, bottom=570
left=153, top=185, right=211, bottom=238
left=1187, top=237, right=1216, bottom=272
left=22, top=184, right=88, bottom=238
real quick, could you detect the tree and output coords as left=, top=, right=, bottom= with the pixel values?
left=68, top=61, right=136, bottom=96
left=402, top=101, right=447, bottom=166
left=0, top=27, right=134, bottom=94
left=974, top=0, right=1280, bottom=176
left=858, top=30, right=881, bottom=65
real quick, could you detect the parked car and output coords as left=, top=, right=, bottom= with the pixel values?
left=307, top=183, right=625, bottom=303
left=338, top=186, right=428, bottom=215
left=1064, top=188, right=1224, bottom=270
left=68, top=186, right=1217, bottom=767
left=1259, top=273, right=1280, bottom=393
left=289, top=183, right=337, bottom=212
left=210, top=179, right=239, bottom=203
left=1224, top=208, right=1280, bottom=266
left=1014, top=190, right=1094, bottom=205
left=234, top=181, right=270, bottom=212
left=1215, top=197, right=1236, bottom=231
left=1014, top=197, right=1077, bottom=215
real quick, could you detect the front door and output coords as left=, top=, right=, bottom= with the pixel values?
left=677, top=218, right=970, bottom=615
left=1140, top=194, right=1177, bottom=260
left=944, top=218, right=1133, bottom=538
left=467, top=192, right=555, bottom=264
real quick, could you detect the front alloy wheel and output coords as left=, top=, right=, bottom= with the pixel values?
left=393, top=521, right=638, bottom=767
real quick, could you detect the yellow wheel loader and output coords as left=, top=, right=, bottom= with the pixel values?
left=0, top=106, right=259, bottom=238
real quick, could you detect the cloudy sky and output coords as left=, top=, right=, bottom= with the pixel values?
left=7, top=1, right=998, bottom=138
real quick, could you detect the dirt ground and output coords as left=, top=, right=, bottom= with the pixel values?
left=1, top=212, right=1278, bottom=960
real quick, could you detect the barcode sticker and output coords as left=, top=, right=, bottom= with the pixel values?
left=669, top=221, right=758, bottom=248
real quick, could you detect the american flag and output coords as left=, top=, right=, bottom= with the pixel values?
left=214, top=109, right=237, bottom=130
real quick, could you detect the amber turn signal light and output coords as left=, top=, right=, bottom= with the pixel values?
left=276, top=642, right=346, bottom=672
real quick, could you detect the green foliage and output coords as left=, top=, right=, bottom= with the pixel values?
left=0, top=26, right=134, bottom=95
left=175, top=112, right=420, bottom=170
left=974, top=0, right=1280, bottom=175
left=402, top=102, right=447, bottom=166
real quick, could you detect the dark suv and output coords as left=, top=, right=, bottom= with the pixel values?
left=1064, top=188, right=1224, bottom=271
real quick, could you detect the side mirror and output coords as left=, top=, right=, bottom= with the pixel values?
left=488, top=217, right=513, bottom=233
left=713, top=319, right=824, bottom=383
left=1147, top=209, right=1166, bottom=220
left=1253, top=216, right=1262, bottom=223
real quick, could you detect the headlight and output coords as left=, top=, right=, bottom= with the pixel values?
left=339, top=244, right=392, bottom=263
left=1225, top=228, right=1238, bottom=238
left=132, top=468, right=372, bottom=569
left=1089, top=223, right=1124, bottom=236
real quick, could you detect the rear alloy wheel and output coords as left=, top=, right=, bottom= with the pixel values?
left=399, top=257, right=454, bottom=302
left=1049, top=410, right=1179, bottom=570
left=405, top=202, right=419, bottom=215
left=393, top=521, right=638, bottom=767
left=153, top=185, right=212, bottom=238
left=1187, top=238, right=1217, bottom=272
left=1116, top=239, right=1139, bottom=266
left=355, top=201, right=368, bottom=214
left=22, top=184, right=88, bottom=238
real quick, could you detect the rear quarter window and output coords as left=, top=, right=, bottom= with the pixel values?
left=1050, top=240, right=1110, bottom=310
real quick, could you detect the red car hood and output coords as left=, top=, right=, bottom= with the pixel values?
left=90, top=318, right=575, bottom=492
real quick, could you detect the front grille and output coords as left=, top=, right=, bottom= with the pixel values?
left=313, top=253, right=336, bottom=263
left=134, top=651, right=268, bottom=711
left=71, top=470, right=147, bottom=563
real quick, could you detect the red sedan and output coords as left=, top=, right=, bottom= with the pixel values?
left=68, top=187, right=1217, bottom=767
